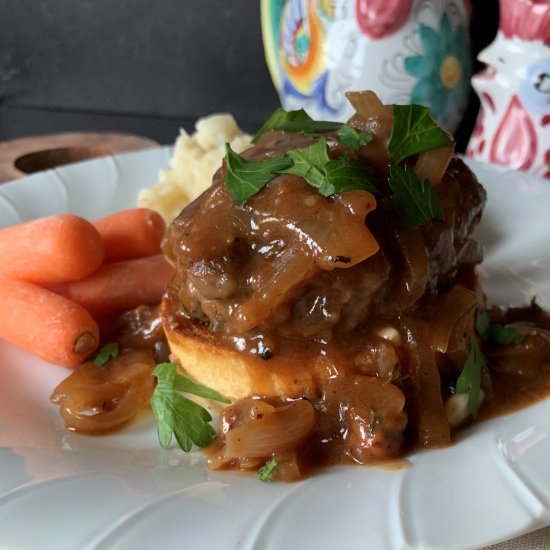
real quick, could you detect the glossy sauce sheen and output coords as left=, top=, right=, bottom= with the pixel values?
left=50, top=305, right=169, bottom=435
left=161, top=129, right=499, bottom=476
left=479, top=307, right=550, bottom=421
left=50, top=124, right=550, bottom=481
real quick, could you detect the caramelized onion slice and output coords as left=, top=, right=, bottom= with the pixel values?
left=345, top=91, right=393, bottom=172
left=391, top=226, right=429, bottom=309
left=323, top=375, right=407, bottom=462
left=50, top=349, right=156, bottom=434
left=346, top=89, right=453, bottom=185
left=414, top=145, right=454, bottom=185
left=346, top=90, right=393, bottom=128
left=404, top=323, right=451, bottom=447
left=424, top=285, right=479, bottom=356
left=224, top=399, right=315, bottom=459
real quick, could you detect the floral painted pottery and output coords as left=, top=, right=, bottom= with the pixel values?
left=261, top=0, right=472, bottom=133
left=466, top=0, right=550, bottom=179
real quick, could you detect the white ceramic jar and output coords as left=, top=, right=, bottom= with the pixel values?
left=466, top=0, right=550, bottom=179
left=261, top=0, right=472, bottom=133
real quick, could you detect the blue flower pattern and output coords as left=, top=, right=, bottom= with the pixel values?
left=405, top=14, right=471, bottom=129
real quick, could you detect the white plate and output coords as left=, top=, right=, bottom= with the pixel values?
left=1, top=150, right=550, bottom=550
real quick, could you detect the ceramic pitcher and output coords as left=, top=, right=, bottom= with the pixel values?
left=262, top=0, right=472, bottom=133
left=466, top=0, right=550, bottom=179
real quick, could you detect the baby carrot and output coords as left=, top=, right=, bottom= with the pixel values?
left=0, top=277, right=99, bottom=367
left=56, top=254, right=173, bottom=318
left=93, top=208, right=166, bottom=263
left=0, top=214, right=104, bottom=284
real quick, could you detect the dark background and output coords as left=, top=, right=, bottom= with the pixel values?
left=0, top=0, right=499, bottom=150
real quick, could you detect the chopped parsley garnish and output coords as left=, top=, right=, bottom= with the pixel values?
left=252, top=107, right=343, bottom=143
left=93, top=342, right=119, bottom=366
left=150, top=362, right=231, bottom=452
left=282, top=138, right=378, bottom=196
left=224, top=143, right=293, bottom=207
left=456, top=337, right=486, bottom=417
left=475, top=308, right=491, bottom=341
left=388, top=104, right=454, bottom=164
left=475, top=309, right=525, bottom=346
left=282, top=138, right=329, bottom=181
left=224, top=137, right=378, bottom=206
left=253, top=107, right=372, bottom=151
left=388, top=164, right=445, bottom=227
left=320, top=156, right=377, bottom=196
left=226, top=102, right=450, bottom=226
left=487, top=324, right=525, bottom=346
left=258, top=457, right=278, bottom=482
left=335, top=125, right=373, bottom=151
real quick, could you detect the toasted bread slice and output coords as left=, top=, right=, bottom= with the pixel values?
left=161, top=298, right=316, bottom=401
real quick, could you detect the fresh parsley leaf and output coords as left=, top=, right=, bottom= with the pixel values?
left=258, top=456, right=278, bottom=482
left=253, top=107, right=372, bottom=155
left=254, top=108, right=371, bottom=151
left=388, top=104, right=454, bottom=164
left=476, top=309, right=525, bottom=345
left=388, top=164, right=445, bottom=227
left=487, top=324, right=525, bottom=346
left=475, top=309, right=491, bottom=341
left=93, top=342, right=119, bottom=366
left=335, top=125, right=373, bottom=151
left=321, top=157, right=378, bottom=196
left=283, top=138, right=330, bottom=185
left=283, top=138, right=378, bottom=196
left=224, top=143, right=293, bottom=206
left=151, top=362, right=230, bottom=452
left=252, top=108, right=342, bottom=143
left=456, top=336, right=486, bottom=417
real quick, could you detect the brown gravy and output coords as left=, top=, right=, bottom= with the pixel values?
left=50, top=119, right=550, bottom=481
left=50, top=299, right=550, bottom=480
left=478, top=306, right=550, bottom=421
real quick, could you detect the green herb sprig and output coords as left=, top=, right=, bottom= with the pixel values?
left=252, top=108, right=342, bottom=143
left=258, top=456, right=278, bottom=482
left=93, top=342, right=119, bottom=366
left=150, top=362, right=231, bottom=451
left=226, top=103, right=453, bottom=228
left=253, top=107, right=372, bottom=151
left=475, top=309, right=525, bottom=346
left=388, top=104, right=453, bottom=164
left=335, top=125, right=373, bottom=150
left=224, top=144, right=293, bottom=207
left=456, top=337, right=486, bottom=417
left=388, top=164, right=445, bottom=227
left=282, top=138, right=378, bottom=196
